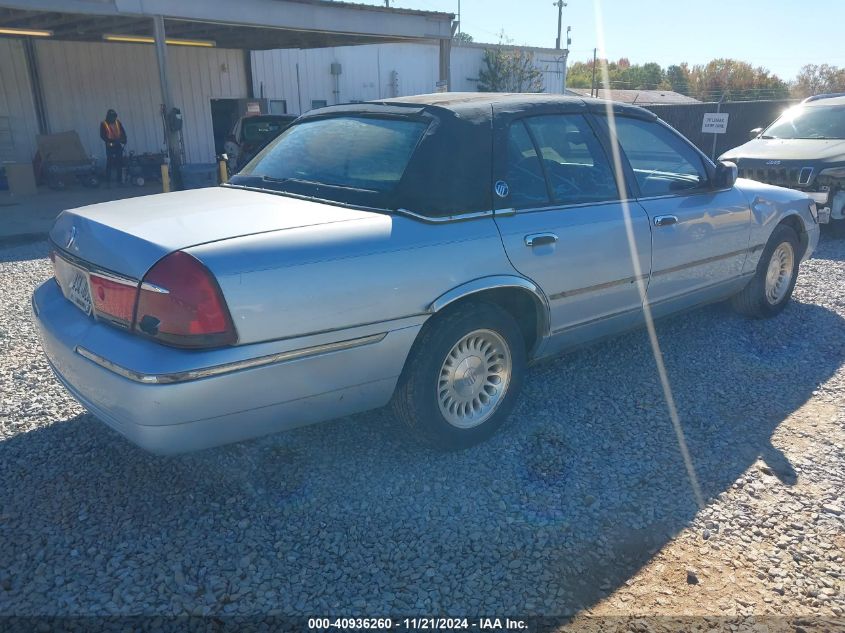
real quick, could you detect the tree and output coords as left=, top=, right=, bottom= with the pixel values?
left=560, top=58, right=665, bottom=91
left=477, top=44, right=544, bottom=92
left=666, top=64, right=690, bottom=95
left=564, top=60, right=596, bottom=88
left=688, top=58, right=788, bottom=101
left=454, top=31, right=473, bottom=44
left=792, top=64, right=845, bottom=98
left=544, top=56, right=790, bottom=100
left=629, top=62, right=664, bottom=90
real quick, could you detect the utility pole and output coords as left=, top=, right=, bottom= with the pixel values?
left=457, top=0, right=461, bottom=34
left=553, top=0, right=566, bottom=50
left=561, top=26, right=571, bottom=93
left=590, top=47, right=598, bottom=97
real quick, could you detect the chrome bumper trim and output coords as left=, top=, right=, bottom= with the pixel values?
left=75, top=332, right=388, bottom=385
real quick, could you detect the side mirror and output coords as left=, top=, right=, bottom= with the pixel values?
left=714, top=160, right=738, bottom=189
left=749, top=127, right=764, bottom=140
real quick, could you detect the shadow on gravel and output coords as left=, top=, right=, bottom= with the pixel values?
left=0, top=239, right=49, bottom=263
left=812, top=231, right=845, bottom=261
left=1, top=299, right=843, bottom=617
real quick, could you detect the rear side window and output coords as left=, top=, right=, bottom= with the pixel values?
left=506, top=121, right=550, bottom=208
left=524, top=115, right=618, bottom=205
left=241, top=116, right=427, bottom=193
left=611, top=117, right=708, bottom=197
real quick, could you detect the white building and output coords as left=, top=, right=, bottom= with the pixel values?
left=251, top=41, right=570, bottom=112
left=0, top=8, right=568, bottom=169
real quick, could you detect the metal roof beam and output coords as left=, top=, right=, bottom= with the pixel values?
left=0, top=0, right=454, bottom=41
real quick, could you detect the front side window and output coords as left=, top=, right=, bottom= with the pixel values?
left=611, top=117, right=708, bottom=197
left=506, top=121, right=550, bottom=208
left=524, top=115, right=618, bottom=204
left=236, top=116, right=427, bottom=194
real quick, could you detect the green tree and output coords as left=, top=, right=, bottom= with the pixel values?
left=562, top=56, right=788, bottom=100
left=477, top=44, right=544, bottom=92
left=688, top=58, right=788, bottom=101
left=564, top=60, right=595, bottom=88
left=563, top=58, right=665, bottom=91
left=666, top=64, right=690, bottom=94
left=609, top=61, right=664, bottom=90
left=454, top=31, right=473, bottom=44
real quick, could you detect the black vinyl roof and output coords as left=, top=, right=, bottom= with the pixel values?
left=254, top=93, right=658, bottom=218
left=298, top=92, right=658, bottom=124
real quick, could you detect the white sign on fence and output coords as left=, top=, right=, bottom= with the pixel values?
left=702, top=112, right=730, bottom=134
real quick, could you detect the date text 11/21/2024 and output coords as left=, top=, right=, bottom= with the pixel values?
left=307, top=617, right=528, bottom=630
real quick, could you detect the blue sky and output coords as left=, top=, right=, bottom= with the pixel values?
left=374, top=0, right=843, bottom=81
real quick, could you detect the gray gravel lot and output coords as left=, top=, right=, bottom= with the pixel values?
left=0, top=237, right=843, bottom=625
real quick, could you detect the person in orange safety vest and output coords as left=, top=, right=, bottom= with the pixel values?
left=99, top=109, right=127, bottom=185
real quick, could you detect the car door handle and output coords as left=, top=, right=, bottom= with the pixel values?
left=524, top=233, right=558, bottom=247
left=654, top=215, right=679, bottom=227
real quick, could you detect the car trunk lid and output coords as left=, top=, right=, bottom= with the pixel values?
left=50, top=186, right=379, bottom=279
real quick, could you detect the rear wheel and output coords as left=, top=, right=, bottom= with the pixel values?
left=392, top=301, right=526, bottom=450
left=731, top=224, right=800, bottom=318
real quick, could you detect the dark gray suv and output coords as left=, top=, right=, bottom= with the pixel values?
left=720, top=95, right=845, bottom=236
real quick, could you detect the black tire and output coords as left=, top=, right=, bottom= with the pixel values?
left=392, top=301, right=527, bottom=450
left=731, top=224, right=800, bottom=318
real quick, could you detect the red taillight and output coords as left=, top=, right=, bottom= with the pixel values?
left=135, top=251, right=236, bottom=348
left=89, top=274, right=137, bottom=325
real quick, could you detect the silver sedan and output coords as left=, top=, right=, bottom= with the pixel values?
left=33, top=93, right=820, bottom=454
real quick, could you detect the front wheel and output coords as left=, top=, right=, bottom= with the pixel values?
left=392, top=301, right=527, bottom=450
left=731, top=224, right=800, bottom=318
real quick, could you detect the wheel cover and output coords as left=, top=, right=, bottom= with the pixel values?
left=437, top=329, right=512, bottom=429
left=764, top=241, right=795, bottom=305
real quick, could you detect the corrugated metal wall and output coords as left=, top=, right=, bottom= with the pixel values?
left=33, top=40, right=248, bottom=163
left=252, top=42, right=563, bottom=112
left=251, top=42, right=441, bottom=113
left=450, top=45, right=485, bottom=92
left=1, top=37, right=565, bottom=166
left=0, top=38, right=40, bottom=162
left=451, top=44, right=565, bottom=93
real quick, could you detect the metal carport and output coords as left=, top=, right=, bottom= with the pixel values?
left=0, top=0, right=455, bottom=175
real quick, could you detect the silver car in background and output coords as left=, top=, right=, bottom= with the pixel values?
left=33, top=93, right=820, bottom=454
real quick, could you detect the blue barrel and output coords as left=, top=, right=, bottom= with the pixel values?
left=180, top=163, right=218, bottom=190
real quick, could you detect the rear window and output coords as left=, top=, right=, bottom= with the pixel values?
left=242, top=119, right=288, bottom=144
left=238, top=116, right=428, bottom=193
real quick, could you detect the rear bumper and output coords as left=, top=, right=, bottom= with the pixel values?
left=32, top=279, right=422, bottom=454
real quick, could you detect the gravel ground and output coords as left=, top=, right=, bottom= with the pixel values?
left=0, top=236, right=843, bottom=629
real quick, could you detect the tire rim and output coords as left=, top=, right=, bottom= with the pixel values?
left=764, top=241, right=795, bottom=305
left=437, top=329, right=512, bottom=429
